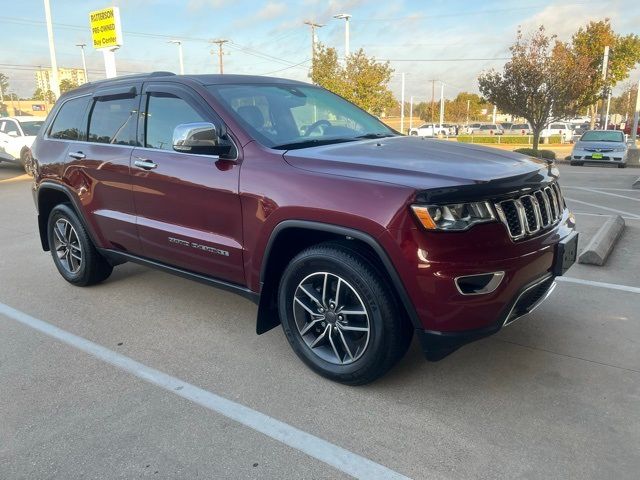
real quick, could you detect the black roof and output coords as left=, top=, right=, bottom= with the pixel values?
left=66, top=71, right=309, bottom=96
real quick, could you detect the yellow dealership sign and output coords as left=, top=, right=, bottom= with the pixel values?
left=89, top=7, right=123, bottom=49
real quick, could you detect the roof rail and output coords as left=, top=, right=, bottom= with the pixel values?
left=149, top=71, right=175, bottom=77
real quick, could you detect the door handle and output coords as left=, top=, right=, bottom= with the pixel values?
left=134, top=158, right=158, bottom=170
left=68, top=151, right=86, bottom=159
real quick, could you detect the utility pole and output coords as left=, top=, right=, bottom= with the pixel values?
left=466, top=99, right=470, bottom=125
left=430, top=79, right=435, bottom=123
left=333, top=13, right=351, bottom=58
left=600, top=45, right=610, bottom=129
left=439, top=82, right=444, bottom=128
left=304, top=21, right=324, bottom=78
left=631, top=79, right=639, bottom=148
left=400, top=73, right=406, bottom=134
left=409, top=96, right=414, bottom=131
left=43, top=0, right=60, bottom=99
left=76, top=43, right=88, bottom=82
left=210, top=39, right=228, bottom=74
left=492, top=104, right=497, bottom=124
left=168, top=40, right=184, bottom=75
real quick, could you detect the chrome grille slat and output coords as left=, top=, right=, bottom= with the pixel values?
left=495, top=182, right=565, bottom=241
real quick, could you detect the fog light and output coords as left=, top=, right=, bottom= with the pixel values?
left=455, top=272, right=505, bottom=295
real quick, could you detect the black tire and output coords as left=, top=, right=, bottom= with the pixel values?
left=618, top=164, right=627, bottom=169
left=278, top=243, right=413, bottom=385
left=47, top=203, right=113, bottom=286
left=20, top=149, right=32, bottom=175
left=570, top=161, right=583, bottom=166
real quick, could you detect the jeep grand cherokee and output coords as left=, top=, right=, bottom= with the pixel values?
left=29, top=72, right=578, bottom=384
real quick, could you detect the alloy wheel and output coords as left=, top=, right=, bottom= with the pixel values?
left=52, top=218, right=83, bottom=274
left=292, top=272, right=371, bottom=365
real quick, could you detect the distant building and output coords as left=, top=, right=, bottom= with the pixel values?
left=35, top=68, right=87, bottom=95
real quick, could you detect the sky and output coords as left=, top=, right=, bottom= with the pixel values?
left=1, top=0, right=639, bottom=101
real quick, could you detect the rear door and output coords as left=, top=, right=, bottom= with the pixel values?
left=130, top=82, right=244, bottom=284
left=64, top=84, right=142, bottom=253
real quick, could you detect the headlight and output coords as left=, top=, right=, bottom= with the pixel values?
left=411, top=201, right=496, bottom=231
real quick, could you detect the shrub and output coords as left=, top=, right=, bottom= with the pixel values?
left=513, top=148, right=556, bottom=160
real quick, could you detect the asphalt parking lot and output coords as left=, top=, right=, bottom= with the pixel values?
left=1, top=161, right=639, bottom=479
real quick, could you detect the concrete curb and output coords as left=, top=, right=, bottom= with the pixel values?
left=578, top=215, right=625, bottom=266
left=633, top=177, right=640, bottom=189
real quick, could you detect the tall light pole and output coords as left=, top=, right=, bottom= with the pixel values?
left=43, top=0, right=60, bottom=99
left=400, top=72, right=406, bottom=134
left=168, top=40, right=184, bottom=75
left=210, top=39, right=228, bottom=74
left=76, top=43, right=88, bottom=82
left=333, top=13, right=351, bottom=58
left=304, top=21, right=324, bottom=78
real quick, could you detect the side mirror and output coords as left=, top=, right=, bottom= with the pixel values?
left=7, top=131, right=18, bottom=137
left=173, top=122, right=219, bottom=154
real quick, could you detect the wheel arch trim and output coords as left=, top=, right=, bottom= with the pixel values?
left=36, top=181, right=98, bottom=251
left=258, top=220, right=422, bottom=331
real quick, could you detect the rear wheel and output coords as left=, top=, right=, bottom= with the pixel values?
left=47, top=204, right=113, bottom=286
left=278, top=244, right=412, bottom=385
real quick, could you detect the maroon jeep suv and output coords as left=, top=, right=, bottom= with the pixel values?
left=30, top=72, right=577, bottom=384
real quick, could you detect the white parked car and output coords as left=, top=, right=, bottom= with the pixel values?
left=506, top=123, right=532, bottom=135
left=463, top=123, right=482, bottom=134
left=477, top=124, right=504, bottom=135
left=408, top=123, right=448, bottom=137
left=570, top=130, right=628, bottom=168
left=0, top=116, right=44, bottom=172
left=541, top=122, right=573, bottom=142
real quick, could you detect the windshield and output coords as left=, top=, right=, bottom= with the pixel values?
left=581, top=130, right=624, bottom=142
left=18, top=120, right=45, bottom=136
left=207, top=84, right=396, bottom=149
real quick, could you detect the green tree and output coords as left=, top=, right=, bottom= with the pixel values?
left=312, top=44, right=396, bottom=116
left=0, top=72, right=9, bottom=101
left=445, top=93, right=485, bottom=123
left=59, top=78, right=79, bottom=94
left=571, top=19, right=640, bottom=126
left=32, top=88, right=45, bottom=101
left=479, top=27, right=593, bottom=150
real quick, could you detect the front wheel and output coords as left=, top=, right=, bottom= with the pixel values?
left=47, top=204, right=113, bottom=286
left=278, top=244, right=412, bottom=385
left=618, top=164, right=627, bottom=169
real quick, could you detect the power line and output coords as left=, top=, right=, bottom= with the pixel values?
left=381, top=57, right=510, bottom=62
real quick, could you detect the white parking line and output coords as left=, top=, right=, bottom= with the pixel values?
left=564, top=197, right=640, bottom=219
left=573, top=211, right=640, bottom=221
left=564, top=186, right=639, bottom=193
left=563, top=186, right=640, bottom=202
left=0, top=302, right=410, bottom=480
left=558, top=277, right=640, bottom=294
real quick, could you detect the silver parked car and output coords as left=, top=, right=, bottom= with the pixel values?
left=570, top=130, right=628, bottom=168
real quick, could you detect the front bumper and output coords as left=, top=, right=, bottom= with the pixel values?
left=416, top=273, right=557, bottom=360
left=571, top=149, right=627, bottom=165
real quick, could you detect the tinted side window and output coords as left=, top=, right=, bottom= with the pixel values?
left=145, top=94, right=205, bottom=150
left=49, top=96, right=90, bottom=140
left=88, top=96, right=138, bottom=145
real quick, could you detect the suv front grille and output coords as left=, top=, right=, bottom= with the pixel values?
left=494, top=183, right=564, bottom=240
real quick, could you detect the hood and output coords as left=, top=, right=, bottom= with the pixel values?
left=574, top=141, right=625, bottom=151
left=283, top=136, right=546, bottom=190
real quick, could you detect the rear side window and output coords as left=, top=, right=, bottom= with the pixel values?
left=49, top=96, right=90, bottom=140
left=88, top=96, right=138, bottom=145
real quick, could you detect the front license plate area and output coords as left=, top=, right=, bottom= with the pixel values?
left=591, top=153, right=603, bottom=159
left=553, top=232, right=578, bottom=276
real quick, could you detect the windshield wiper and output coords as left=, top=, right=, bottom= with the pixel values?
left=354, top=133, right=396, bottom=139
left=271, top=137, right=359, bottom=150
